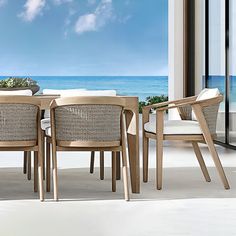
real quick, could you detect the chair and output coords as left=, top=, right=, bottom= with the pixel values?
left=46, top=96, right=130, bottom=201
left=0, top=96, right=44, bottom=200
left=0, top=90, right=35, bottom=183
left=41, top=89, right=118, bottom=191
left=142, top=88, right=230, bottom=190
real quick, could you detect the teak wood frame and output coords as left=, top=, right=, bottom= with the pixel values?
left=46, top=96, right=130, bottom=201
left=0, top=96, right=44, bottom=201
left=142, top=95, right=230, bottom=190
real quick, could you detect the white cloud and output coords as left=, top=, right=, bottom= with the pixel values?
left=0, top=0, right=7, bottom=7
left=75, top=0, right=113, bottom=35
left=75, top=14, right=97, bottom=34
left=19, top=0, right=46, bottom=22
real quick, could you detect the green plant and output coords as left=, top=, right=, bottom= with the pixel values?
left=139, top=95, right=168, bottom=113
left=0, top=77, right=38, bottom=88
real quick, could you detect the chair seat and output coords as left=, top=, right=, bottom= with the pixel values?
left=144, top=120, right=203, bottom=135
left=41, top=118, right=50, bottom=131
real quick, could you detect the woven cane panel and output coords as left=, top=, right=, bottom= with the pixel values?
left=0, top=104, right=38, bottom=141
left=55, top=105, right=122, bottom=142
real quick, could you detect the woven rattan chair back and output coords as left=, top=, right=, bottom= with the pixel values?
left=54, top=104, right=122, bottom=142
left=0, top=96, right=40, bottom=142
left=50, top=96, right=126, bottom=143
left=179, top=95, right=222, bottom=135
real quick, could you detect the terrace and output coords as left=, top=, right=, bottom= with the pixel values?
left=0, top=1, right=235, bottom=236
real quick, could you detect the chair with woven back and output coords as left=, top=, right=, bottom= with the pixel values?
left=45, top=96, right=130, bottom=201
left=0, top=96, right=44, bottom=200
left=142, top=88, right=230, bottom=190
left=0, top=90, right=38, bottom=188
left=41, top=89, right=119, bottom=192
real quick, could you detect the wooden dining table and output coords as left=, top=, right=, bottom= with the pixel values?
left=35, top=95, right=140, bottom=194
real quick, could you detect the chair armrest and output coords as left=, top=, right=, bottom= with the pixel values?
left=156, top=95, right=223, bottom=111
left=142, top=95, right=197, bottom=111
left=142, top=96, right=197, bottom=126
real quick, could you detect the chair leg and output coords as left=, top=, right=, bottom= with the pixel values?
left=38, top=150, right=44, bottom=202
left=100, top=151, right=104, bottom=180
left=27, top=152, right=31, bottom=180
left=205, top=136, right=230, bottom=189
left=156, top=111, right=164, bottom=190
left=112, top=152, right=116, bottom=192
left=143, top=134, right=149, bottom=182
left=52, top=143, right=58, bottom=201
left=192, top=104, right=230, bottom=189
left=121, top=145, right=130, bottom=201
left=41, top=130, right=45, bottom=180
left=90, top=151, right=95, bottom=174
left=46, top=140, right=51, bottom=192
left=192, top=142, right=211, bottom=182
left=34, top=152, right=38, bottom=192
left=116, top=152, right=121, bottom=180
left=121, top=114, right=130, bottom=201
left=23, top=151, right=27, bottom=174
left=156, top=138, right=163, bottom=190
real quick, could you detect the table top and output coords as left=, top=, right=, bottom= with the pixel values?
left=34, top=94, right=139, bottom=111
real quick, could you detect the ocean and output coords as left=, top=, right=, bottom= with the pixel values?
left=0, top=76, right=168, bottom=102
left=0, top=76, right=235, bottom=106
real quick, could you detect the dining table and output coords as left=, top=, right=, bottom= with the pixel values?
left=35, top=94, right=140, bottom=194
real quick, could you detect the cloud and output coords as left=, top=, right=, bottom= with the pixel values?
left=0, top=0, right=7, bottom=7
left=19, top=0, right=46, bottom=22
left=75, top=0, right=113, bottom=35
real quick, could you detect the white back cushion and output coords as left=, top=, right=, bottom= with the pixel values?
left=0, top=89, right=32, bottom=96
left=192, top=88, right=220, bottom=120
left=43, top=89, right=117, bottom=118
left=61, top=90, right=117, bottom=97
left=43, top=88, right=86, bottom=95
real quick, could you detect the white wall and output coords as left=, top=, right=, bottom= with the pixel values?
left=168, top=0, right=184, bottom=120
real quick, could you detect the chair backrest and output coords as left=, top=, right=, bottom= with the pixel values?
left=42, top=89, right=116, bottom=118
left=50, top=97, right=125, bottom=146
left=43, top=89, right=86, bottom=118
left=0, top=96, right=40, bottom=142
left=192, top=88, right=221, bottom=134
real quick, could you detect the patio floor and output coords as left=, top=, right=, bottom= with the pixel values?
left=0, top=140, right=235, bottom=236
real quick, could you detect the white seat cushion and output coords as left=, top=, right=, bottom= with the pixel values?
left=45, top=127, right=51, bottom=137
left=192, top=88, right=220, bottom=120
left=0, top=89, right=32, bottom=96
left=41, top=118, right=50, bottom=131
left=144, top=120, right=202, bottom=135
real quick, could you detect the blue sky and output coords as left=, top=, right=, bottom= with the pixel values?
left=0, top=0, right=168, bottom=76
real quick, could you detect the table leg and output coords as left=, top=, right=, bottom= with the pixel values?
left=125, top=110, right=140, bottom=193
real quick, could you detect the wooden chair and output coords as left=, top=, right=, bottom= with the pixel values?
left=45, top=96, right=130, bottom=201
left=0, top=96, right=44, bottom=201
left=142, top=89, right=230, bottom=190
left=41, top=90, right=117, bottom=191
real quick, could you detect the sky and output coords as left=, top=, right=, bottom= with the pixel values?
left=0, top=0, right=168, bottom=76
